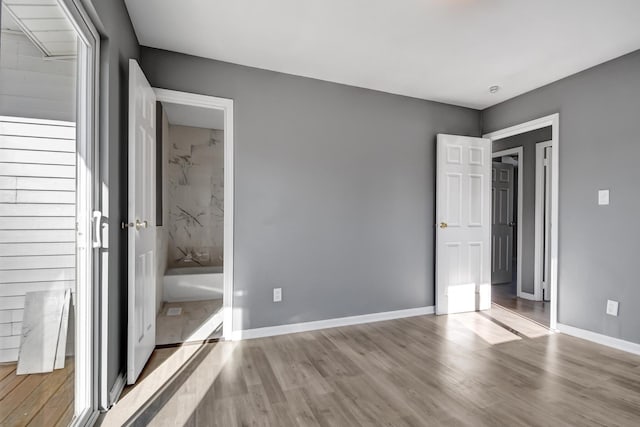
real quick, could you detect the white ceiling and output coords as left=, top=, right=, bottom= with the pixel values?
left=125, top=0, right=640, bottom=109
left=162, top=102, right=224, bottom=130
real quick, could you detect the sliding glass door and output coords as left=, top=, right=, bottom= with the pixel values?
left=0, top=0, right=100, bottom=425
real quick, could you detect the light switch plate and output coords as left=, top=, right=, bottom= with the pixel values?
left=273, top=288, right=282, bottom=302
left=606, top=299, right=619, bottom=316
left=598, top=189, right=610, bottom=205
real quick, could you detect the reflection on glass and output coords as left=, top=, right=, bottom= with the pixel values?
left=0, top=1, right=78, bottom=425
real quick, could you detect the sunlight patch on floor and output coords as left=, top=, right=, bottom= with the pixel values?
left=451, top=311, right=521, bottom=345
left=146, top=342, right=238, bottom=425
left=488, top=303, right=551, bottom=338
left=184, top=306, right=224, bottom=342
left=101, top=341, right=235, bottom=426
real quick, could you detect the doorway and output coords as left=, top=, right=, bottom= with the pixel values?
left=491, top=147, right=522, bottom=299
left=154, top=99, right=228, bottom=347
left=484, top=115, right=559, bottom=329
left=124, top=83, right=234, bottom=378
left=153, top=90, right=234, bottom=345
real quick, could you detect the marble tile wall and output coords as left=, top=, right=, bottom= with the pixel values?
left=167, top=125, right=224, bottom=268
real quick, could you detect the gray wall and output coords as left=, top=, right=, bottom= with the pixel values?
left=482, top=49, right=640, bottom=344
left=493, top=127, right=552, bottom=294
left=141, top=48, right=481, bottom=330
left=87, top=0, right=140, bottom=396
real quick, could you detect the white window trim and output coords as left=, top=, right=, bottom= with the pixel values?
left=56, top=0, right=101, bottom=425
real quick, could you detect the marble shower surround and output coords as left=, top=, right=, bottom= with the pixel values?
left=167, top=125, right=224, bottom=268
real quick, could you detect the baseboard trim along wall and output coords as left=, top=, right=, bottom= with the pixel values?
left=557, top=323, right=640, bottom=356
left=231, top=306, right=435, bottom=340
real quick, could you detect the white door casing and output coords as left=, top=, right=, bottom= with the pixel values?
left=544, top=146, right=552, bottom=301
left=535, top=141, right=553, bottom=302
left=436, top=134, right=491, bottom=315
left=491, top=162, right=515, bottom=284
left=152, top=88, right=235, bottom=341
left=127, top=59, right=156, bottom=385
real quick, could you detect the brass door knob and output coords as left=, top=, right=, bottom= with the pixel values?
left=439, top=222, right=448, bottom=229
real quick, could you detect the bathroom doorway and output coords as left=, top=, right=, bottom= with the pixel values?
left=153, top=90, right=234, bottom=346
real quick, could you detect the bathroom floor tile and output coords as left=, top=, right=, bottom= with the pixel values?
left=156, top=299, right=223, bottom=346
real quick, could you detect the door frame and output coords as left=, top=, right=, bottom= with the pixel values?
left=153, top=88, right=235, bottom=340
left=491, top=147, right=524, bottom=300
left=483, top=113, right=559, bottom=330
left=57, top=0, right=101, bottom=424
left=534, top=140, right=553, bottom=301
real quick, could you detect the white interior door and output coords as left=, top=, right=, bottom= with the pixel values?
left=127, top=59, right=156, bottom=384
left=436, top=134, right=491, bottom=315
left=491, top=162, right=515, bottom=284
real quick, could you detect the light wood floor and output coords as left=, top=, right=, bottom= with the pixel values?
left=492, top=283, right=550, bottom=326
left=0, top=358, right=74, bottom=427
left=101, top=310, right=640, bottom=427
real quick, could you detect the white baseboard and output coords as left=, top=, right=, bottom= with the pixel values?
left=231, top=306, right=435, bottom=340
left=108, top=372, right=126, bottom=408
left=557, top=323, right=640, bottom=356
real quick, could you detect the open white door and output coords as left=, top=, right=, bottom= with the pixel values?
left=127, top=59, right=156, bottom=384
left=436, top=134, right=491, bottom=315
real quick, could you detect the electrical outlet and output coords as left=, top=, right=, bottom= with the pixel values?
left=273, top=287, right=282, bottom=302
left=598, top=189, right=610, bottom=205
left=606, top=299, right=619, bottom=316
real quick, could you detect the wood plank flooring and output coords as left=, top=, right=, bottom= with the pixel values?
left=492, top=283, right=550, bottom=326
left=100, top=310, right=640, bottom=427
left=0, top=358, right=74, bottom=427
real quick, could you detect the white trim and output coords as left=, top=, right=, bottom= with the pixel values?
left=483, top=113, right=559, bottom=330
left=107, top=372, right=126, bottom=408
left=85, top=411, right=100, bottom=427
left=153, top=88, right=235, bottom=341
left=534, top=141, right=553, bottom=302
left=557, top=323, right=640, bottom=356
left=54, top=0, right=102, bottom=425
left=231, top=306, right=435, bottom=340
left=483, top=115, right=556, bottom=141
left=491, top=147, right=523, bottom=299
